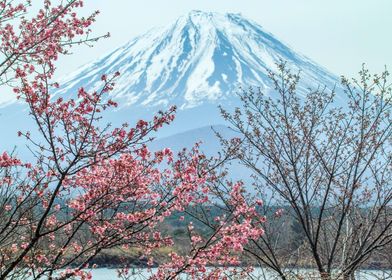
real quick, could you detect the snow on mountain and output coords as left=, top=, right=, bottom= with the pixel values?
left=56, top=10, right=338, bottom=112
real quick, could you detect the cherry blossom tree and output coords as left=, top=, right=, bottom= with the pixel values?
left=0, top=1, right=264, bottom=279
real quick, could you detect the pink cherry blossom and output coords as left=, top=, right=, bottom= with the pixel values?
left=0, top=1, right=266, bottom=279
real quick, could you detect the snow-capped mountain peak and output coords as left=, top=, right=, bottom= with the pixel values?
left=56, top=10, right=337, bottom=110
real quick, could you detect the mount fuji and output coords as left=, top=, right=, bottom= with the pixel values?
left=1, top=10, right=340, bottom=153
left=57, top=10, right=337, bottom=112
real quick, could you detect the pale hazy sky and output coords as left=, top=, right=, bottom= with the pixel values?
left=52, top=0, right=392, bottom=79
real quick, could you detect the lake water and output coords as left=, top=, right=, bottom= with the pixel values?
left=88, top=268, right=392, bottom=279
